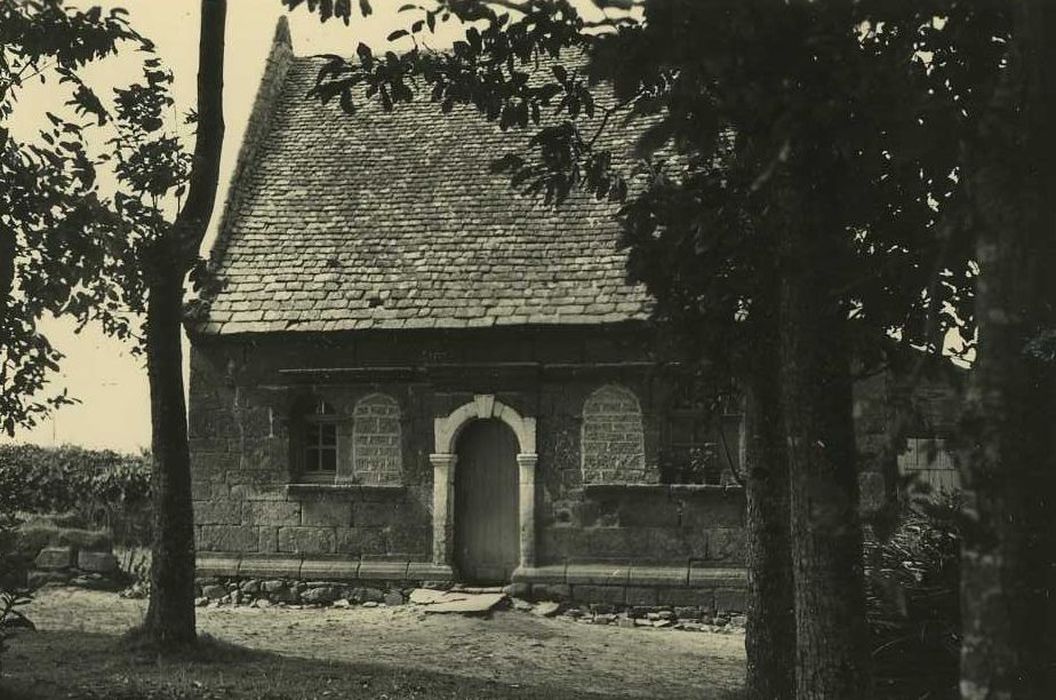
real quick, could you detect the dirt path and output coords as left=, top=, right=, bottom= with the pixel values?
left=3, top=588, right=745, bottom=699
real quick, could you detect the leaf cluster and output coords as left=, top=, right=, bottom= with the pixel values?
left=1, top=1, right=193, bottom=435
left=290, top=0, right=1008, bottom=389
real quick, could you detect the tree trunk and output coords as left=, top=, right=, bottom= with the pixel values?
left=141, top=0, right=226, bottom=647
left=744, top=335, right=795, bottom=699
left=959, top=1, right=1056, bottom=696
left=780, top=221, right=870, bottom=698
left=143, top=263, right=197, bottom=645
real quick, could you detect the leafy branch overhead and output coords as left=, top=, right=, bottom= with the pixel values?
left=0, top=0, right=196, bottom=435
left=288, top=0, right=1004, bottom=380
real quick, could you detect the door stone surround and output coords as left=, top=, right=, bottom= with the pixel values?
left=429, top=394, right=538, bottom=577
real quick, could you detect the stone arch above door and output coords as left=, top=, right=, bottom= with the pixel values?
left=430, top=394, right=538, bottom=574
left=433, top=394, right=536, bottom=456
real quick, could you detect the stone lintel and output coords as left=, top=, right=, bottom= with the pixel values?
left=687, top=565, right=747, bottom=588
left=358, top=559, right=411, bottom=580
left=513, top=563, right=733, bottom=590
left=238, top=554, right=302, bottom=579
left=627, top=564, right=690, bottom=588
left=407, top=562, right=455, bottom=581
left=565, top=563, right=631, bottom=586
left=511, top=564, right=567, bottom=584
left=286, top=483, right=406, bottom=496
left=299, top=557, right=360, bottom=580
left=196, top=553, right=242, bottom=578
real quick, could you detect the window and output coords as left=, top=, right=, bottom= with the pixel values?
left=581, top=385, right=649, bottom=484
left=296, top=398, right=339, bottom=480
left=660, top=388, right=741, bottom=485
left=898, top=437, right=959, bottom=494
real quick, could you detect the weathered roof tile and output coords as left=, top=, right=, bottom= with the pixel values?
left=193, top=57, right=652, bottom=335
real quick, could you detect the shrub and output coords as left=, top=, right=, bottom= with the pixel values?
left=0, top=476, right=31, bottom=678
left=0, top=444, right=151, bottom=545
left=865, top=494, right=963, bottom=699
left=0, top=589, right=34, bottom=677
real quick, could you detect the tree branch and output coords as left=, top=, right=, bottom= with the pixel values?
left=172, top=0, right=226, bottom=269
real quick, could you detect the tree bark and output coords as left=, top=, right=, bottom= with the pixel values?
left=959, top=1, right=1056, bottom=696
left=143, top=263, right=197, bottom=645
left=142, top=0, right=226, bottom=647
left=744, top=331, right=796, bottom=700
left=780, top=218, right=870, bottom=698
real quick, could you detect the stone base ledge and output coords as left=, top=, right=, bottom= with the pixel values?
left=196, top=555, right=747, bottom=612
left=512, top=563, right=744, bottom=589
left=197, top=553, right=453, bottom=583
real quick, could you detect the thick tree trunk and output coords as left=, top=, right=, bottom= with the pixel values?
left=143, top=263, right=197, bottom=645
left=959, top=1, right=1056, bottom=696
left=780, top=223, right=870, bottom=698
left=744, top=339, right=795, bottom=700
left=141, top=0, right=225, bottom=647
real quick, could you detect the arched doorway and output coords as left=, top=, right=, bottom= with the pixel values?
left=453, top=419, right=520, bottom=583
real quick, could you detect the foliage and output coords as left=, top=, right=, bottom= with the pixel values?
left=865, top=495, right=963, bottom=698
left=0, top=0, right=192, bottom=437
left=0, top=444, right=151, bottom=530
left=0, top=588, right=34, bottom=677
left=285, top=0, right=1009, bottom=396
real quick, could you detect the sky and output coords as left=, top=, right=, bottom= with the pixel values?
left=4, top=0, right=471, bottom=452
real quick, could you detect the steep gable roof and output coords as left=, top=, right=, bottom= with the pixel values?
left=191, top=26, right=652, bottom=336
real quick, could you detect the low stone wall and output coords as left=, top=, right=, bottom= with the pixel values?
left=196, top=554, right=747, bottom=612
left=27, top=545, right=123, bottom=590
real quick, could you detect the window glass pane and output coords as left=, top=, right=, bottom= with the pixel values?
left=320, top=447, right=337, bottom=471
left=305, top=447, right=320, bottom=471
left=305, top=423, right=321, bottom=446
left=718, top=416, right=742, bottom=471
left=321, top=423, right=337, bottom=446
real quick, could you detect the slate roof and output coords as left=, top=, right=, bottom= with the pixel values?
left=194, top=55, right=653, bottom=335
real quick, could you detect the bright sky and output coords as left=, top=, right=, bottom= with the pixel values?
left=4, top=0, right=470, bottom=452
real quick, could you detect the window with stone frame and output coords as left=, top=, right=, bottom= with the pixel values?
left=291, top=396, right=340, bottom=482
left=580, top=384, right=649, bottom=484
left=898, top=436, right=959, bottom=495
left=660, top=387, right=742, bottom=485
left=350, top=393, right=403, bottom=485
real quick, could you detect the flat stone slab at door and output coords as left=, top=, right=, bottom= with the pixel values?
left=408, top=588, right=450, bottom=605
left=419, top=591, right=507, bottom=615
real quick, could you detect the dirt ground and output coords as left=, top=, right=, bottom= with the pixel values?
left=2, top=587, right=745, bottom=699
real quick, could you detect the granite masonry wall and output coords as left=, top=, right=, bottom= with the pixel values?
left=188, top=324, right=959, bottom=604
left=188, top=324, right=744, bottom=573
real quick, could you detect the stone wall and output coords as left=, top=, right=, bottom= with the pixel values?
left=188, top=324, right=961, bottom=592
left=187, top=324, right=743, bottom=575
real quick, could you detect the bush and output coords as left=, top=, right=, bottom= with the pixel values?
left=0, top=474, right=31, bottom=678
left=0, top=444, right=151, bottom=545
left=865, top=494, right=963, bottom=699
left=0, top=589, right=33, bottom=677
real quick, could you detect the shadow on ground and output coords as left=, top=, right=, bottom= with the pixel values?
left=2, top=628, right=743, bottom=700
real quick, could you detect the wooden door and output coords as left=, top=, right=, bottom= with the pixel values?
left=454, top=419, right=519, bottom=583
